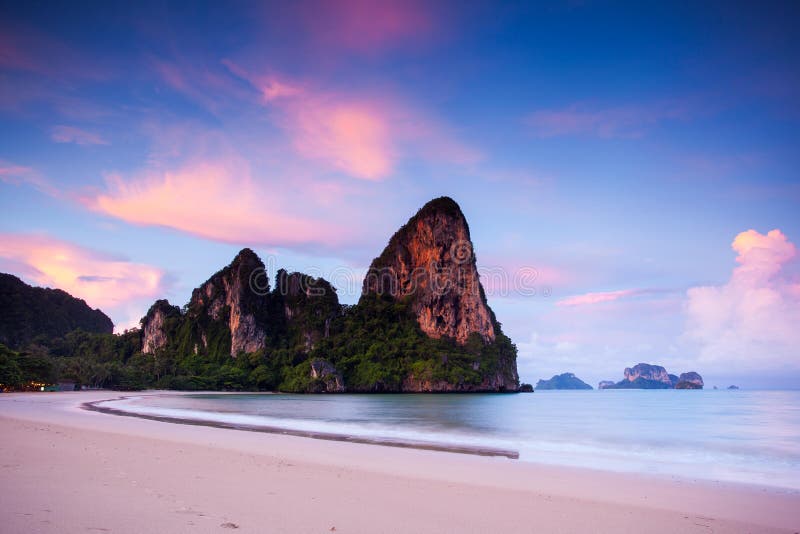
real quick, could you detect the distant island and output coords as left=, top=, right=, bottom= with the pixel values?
left=599, top=363, right=704, bottom=390
left=535, top=373, right=593, bottom=390
left=0, top=197, right=523, bottom=393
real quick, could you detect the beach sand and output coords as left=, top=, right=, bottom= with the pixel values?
left=1, top=392, right=798, bottom=533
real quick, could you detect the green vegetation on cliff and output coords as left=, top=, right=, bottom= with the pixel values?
left=0, top=273, right=113, bottom=349
left=0, top=297, right=516, bottom=392
left=0, top=197, right=520, bottom=392
left=0, top=274, right=518, bottom=392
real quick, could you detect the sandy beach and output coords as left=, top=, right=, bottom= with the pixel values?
left=1, top=392, right=798, bottom=533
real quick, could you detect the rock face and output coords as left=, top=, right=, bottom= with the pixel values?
left=598, top=380, right=616, bottom=390
left=0, top=273, right=113, bottom=349
left=675, top=372, right=704, bottom=389
left=187, top=248, right=269, bottom=356
left=141, top=300, right=181, bottom=354
left=668, top=374, right=680, bottom=387
left=362, top=197, right=496, bottom=345
left=275, top=270, right=340, bottom=352
left=624, top=363, right=672, bottom=386
left=401, top=367, right=518, bottom=393
left=361, top=197, right=518, bottom=392
left=132, top=197, right=519, bottom=393
left=536, top=373, right=593, bottom=390
left=308, top=359, right=345, bottom=393
left=603, top=364, right=704, bottom=390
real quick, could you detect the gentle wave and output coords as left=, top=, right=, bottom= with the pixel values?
left=94, top=391, right=800, bottom=490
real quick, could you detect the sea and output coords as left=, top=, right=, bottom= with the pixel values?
left=97, top=390, right=800, bottom=490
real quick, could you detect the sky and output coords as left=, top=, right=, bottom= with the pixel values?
left=1, top=1, right=798, bottom=388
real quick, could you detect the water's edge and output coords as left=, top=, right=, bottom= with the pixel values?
left=81, top=397, right=520, bottom=459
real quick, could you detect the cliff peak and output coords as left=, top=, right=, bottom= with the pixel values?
left=362, top=196, right=494, bottom=345
left=141, top=299, right=181, bottom=354
left=187, top=248, right=269, bottom=356
left=414, top=196, right=466, bottom=220
left=232, top=247, right=261, bottom=266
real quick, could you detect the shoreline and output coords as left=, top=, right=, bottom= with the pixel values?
left=2, top=391, right=799, bottom=533
left=82, top=396, right=520, bottom=459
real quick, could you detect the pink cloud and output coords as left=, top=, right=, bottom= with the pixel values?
left=151, top=57, right=253, bottom=115
left=222, top=66, right=394, bottom=179
left=0, top=161, right=34, bottom=180
left=261, top=78, right=301, bottom=101
left=51, top=125, right=109, bottom=146
left=0, top=160, right=60, bottom=197
left=83, top=156, right=353, bottom=249
left=224, top=64, right=480, bottom=180
left=557, top=288, right=643, bottom=307
left=0, top=233, right=167, bottom=330
left=476, top=256, right=574, bottom=299
left=731, top=229, right=796, bottom=281
left=288, top=99, right=395, bottom=180
left=686, top=229, right=800, bottom=371
left=527, top=102, right=688, bottom=138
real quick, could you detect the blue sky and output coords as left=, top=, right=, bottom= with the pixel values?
left=1, top=1, right=798, bottom=387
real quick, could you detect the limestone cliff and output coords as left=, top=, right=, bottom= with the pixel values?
left=675, top=371, right=704, bottom=389
left=362, top=197, right=495, bottom=345
left=187, top=248, right=269, bottom=357
left=602, top=364, right=705, bottom=390
left=361, top=197, right=518, bottom=392
left=308, top=359, right=345, bottom=393
left=274, top=269, right=340, bottom=352
left=133, top=198, right=520, bottom=393
left=623, top=363, right=672, bottom=385
left=140, top=300, right=181, bottom=354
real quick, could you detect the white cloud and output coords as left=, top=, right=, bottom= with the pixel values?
left=685, top=229, right=800, bottom=373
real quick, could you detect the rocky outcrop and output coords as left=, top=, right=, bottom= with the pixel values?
left=362, top=197, right=495, bottom=345
left=518, top=383, right=534, bottom=392
left=603, top=364, right=704, bottom=390
left=141, top=300, right=181, bottom=354
left=727, top=385, right=740, bottom=390
left=308, top=359, right=345, bottom=393
left=668, top=374, right=680, bottom=387
left=361, top=197, right=518, bottom=392
left=275, top=270, right=340, bottom=352
left=132, top=197, right=519, bottom=393
left=598, top=380, right=615, bottom=389
left=624, top=363, right=672, bottom=386
left=187, top=248, right=269, bottom=357
left=536, top=372, right=593, bottom=390
left=401, top=368, right=517, bottom=393
left=675, top=372, right=704, bottom=389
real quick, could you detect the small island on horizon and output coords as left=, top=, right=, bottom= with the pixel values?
left=599, top=364, right=704, bottom=390
left=535, top=373, right=593, bottom=390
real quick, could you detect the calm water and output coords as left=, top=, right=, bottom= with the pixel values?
left=102, top=390, right=800, bottom=489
